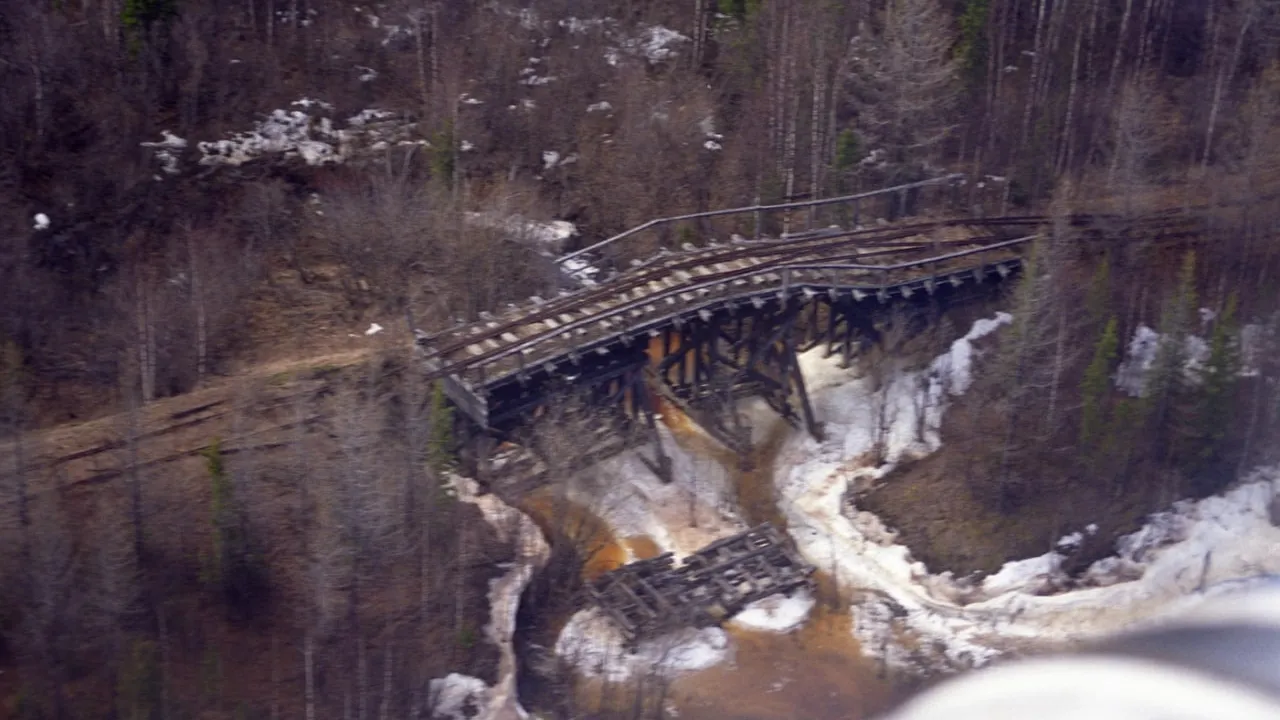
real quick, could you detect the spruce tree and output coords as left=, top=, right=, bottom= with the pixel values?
left=1191, top=294, right=1240, bottom=472
left=1080, top=316, right=1119, bottom=448
left=1144, top=251, right=1197, bottom=460
left=1085, top=255, right=1112, bottom=330
left=427, top=382, right=454, bottom=475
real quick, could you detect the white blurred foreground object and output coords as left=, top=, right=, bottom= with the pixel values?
left=890, top=579, right=1280, bottom=720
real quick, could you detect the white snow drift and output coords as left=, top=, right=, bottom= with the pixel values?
left=772, top=312, right=1280, bottom=671
left=552, top=308, right=1280, bottom=683
left=555, top=609, right=730, bottom=683
left=196, top=101, right=426, bottom=168
left=435, top=475, right=548, bottom=720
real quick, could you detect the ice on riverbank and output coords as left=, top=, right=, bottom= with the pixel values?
left=774, top=313, right=1280, bottom=671
left=555, top=609, right=730, bottom=682
left=730, top=589, right=816, bottom=633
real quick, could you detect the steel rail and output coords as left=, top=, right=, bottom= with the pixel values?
left=419, top=210, right=1203, bottom=367
left=423, top=234, right=1036, bottom=382
left=419, top=217, right=1011, bottom=348
left=420, top=216, right=1046, bottom=356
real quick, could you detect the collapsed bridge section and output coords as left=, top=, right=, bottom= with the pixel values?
left=585, top=523, right=816, bottom=645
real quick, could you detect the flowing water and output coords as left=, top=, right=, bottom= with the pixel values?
left=670, top=599, right=894, bottom=720
left=513, top=347, right=901, bottom=720
left=662, top=405, right=898, bottom=720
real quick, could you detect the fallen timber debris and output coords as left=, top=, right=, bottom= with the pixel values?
left=586, top=522, right=816, bottom=644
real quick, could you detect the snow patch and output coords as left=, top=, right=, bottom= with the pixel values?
left=1056, top=532, right=1083, bottom=550
left=347, top=108, right=395, bottom=126
left=292, top=98, right=334, bottom=111
left=587, top=101, right=613, bottom=113
left=197, top=104, right=419, bottom=168
left=730, top=590, right=815, bottom=633
left=562, top=424, right=746, bottom=562
left=772, top=311, right=1280, bottom=671
left=428, top=674, right=490, bottom=720
left=464, top=212, right=579, bottom=253
left=981, top=553, right=1065, bottom=596
left=555, top=609, right=729, bottom=682
left=141, top=130, right=188, bottom=175
left=606, top=24, right=690, bottom=66
left=1115, top=323, right=1214, bottom=397
left=449, top=474, right=549, bottom=720
left=560, top=255, right=601, bottom=285
left=32, top=213, right=50, bottom=231
left=364, top=323, right=383, bottom=336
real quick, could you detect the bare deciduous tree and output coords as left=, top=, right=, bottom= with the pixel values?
left=847, top=0, right=960, bottom=174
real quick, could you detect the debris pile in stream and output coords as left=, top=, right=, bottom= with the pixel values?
left=586, top=522, right=815, bottom=644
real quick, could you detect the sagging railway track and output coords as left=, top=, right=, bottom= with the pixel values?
left=420, top=212, right=1202, bottom=383
left=417, top=205, right=1204, bottom=458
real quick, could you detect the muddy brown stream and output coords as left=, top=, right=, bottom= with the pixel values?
left=664, top=406, right=896, bottom=719
left=518, top=393, right=899, bottom=719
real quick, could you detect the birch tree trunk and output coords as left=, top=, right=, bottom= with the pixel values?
left=693, top=0, right=708, bottom=69
left=126, top=386, right=145, bottom=567
left=1056, top=15, right=1085, bottom=174
left=304, top=633, right=316, bottom=720
left=188, top=231, right=207, bottom=382
left=1020, top=0, right=1049, bottom=150
left=28, top=41, right=45, bottom=145
left=430, top=5, right=441, bottom=103
left=358, top=634, right=369, bottom=720
left=809, top=32, right=828, bottom=228
left=135, top=273, right=156, bottom=403
left=379, top=643, right=393, bottom=720
left=1105, top=0, right=1136, bottom=105
left=1202, top=7, right=1253, bottom=170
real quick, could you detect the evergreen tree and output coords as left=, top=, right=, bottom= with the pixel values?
left=956, top=0, right=990, bottom=87
left=1189, top=295, right=1241, bottom=474
left=427, top=382, right=454, bottom=475
left=1080, top=316, right=1119, bottom=448
left=1085, top=255, right=1112, bottom=330
left=1143, top=251, right=1197, bottom=459
left=200, top=439, right=267, bottom=618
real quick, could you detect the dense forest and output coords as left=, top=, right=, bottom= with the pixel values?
left=4, top=0, right=1280, bottom=718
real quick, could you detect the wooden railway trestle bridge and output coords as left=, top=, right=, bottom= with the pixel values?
left=414, top=175, right=1206, bottom=487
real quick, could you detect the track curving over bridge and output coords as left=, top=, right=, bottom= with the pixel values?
left=414, top=177, right=1205, bottom=482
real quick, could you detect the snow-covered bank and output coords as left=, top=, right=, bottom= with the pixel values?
left=553, top=309, right=1280, bottom=683
left=561, top=427, right=746, bottom=561
left=440, top=476, right=550, bottom=720
left=551, top=423, right=819, bottom=680
left=555, top=609, right=730, bottom=683
left=774, top=312, right=1280, bottom=670
left=550, top=427, right=744, bottom=682
left=729, top=589, right=817, bottom=633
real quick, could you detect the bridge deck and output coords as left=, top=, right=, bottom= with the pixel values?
left=418, top=207, right=1208, bottom=432
left=419, top=218, right=1039, bottom=390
